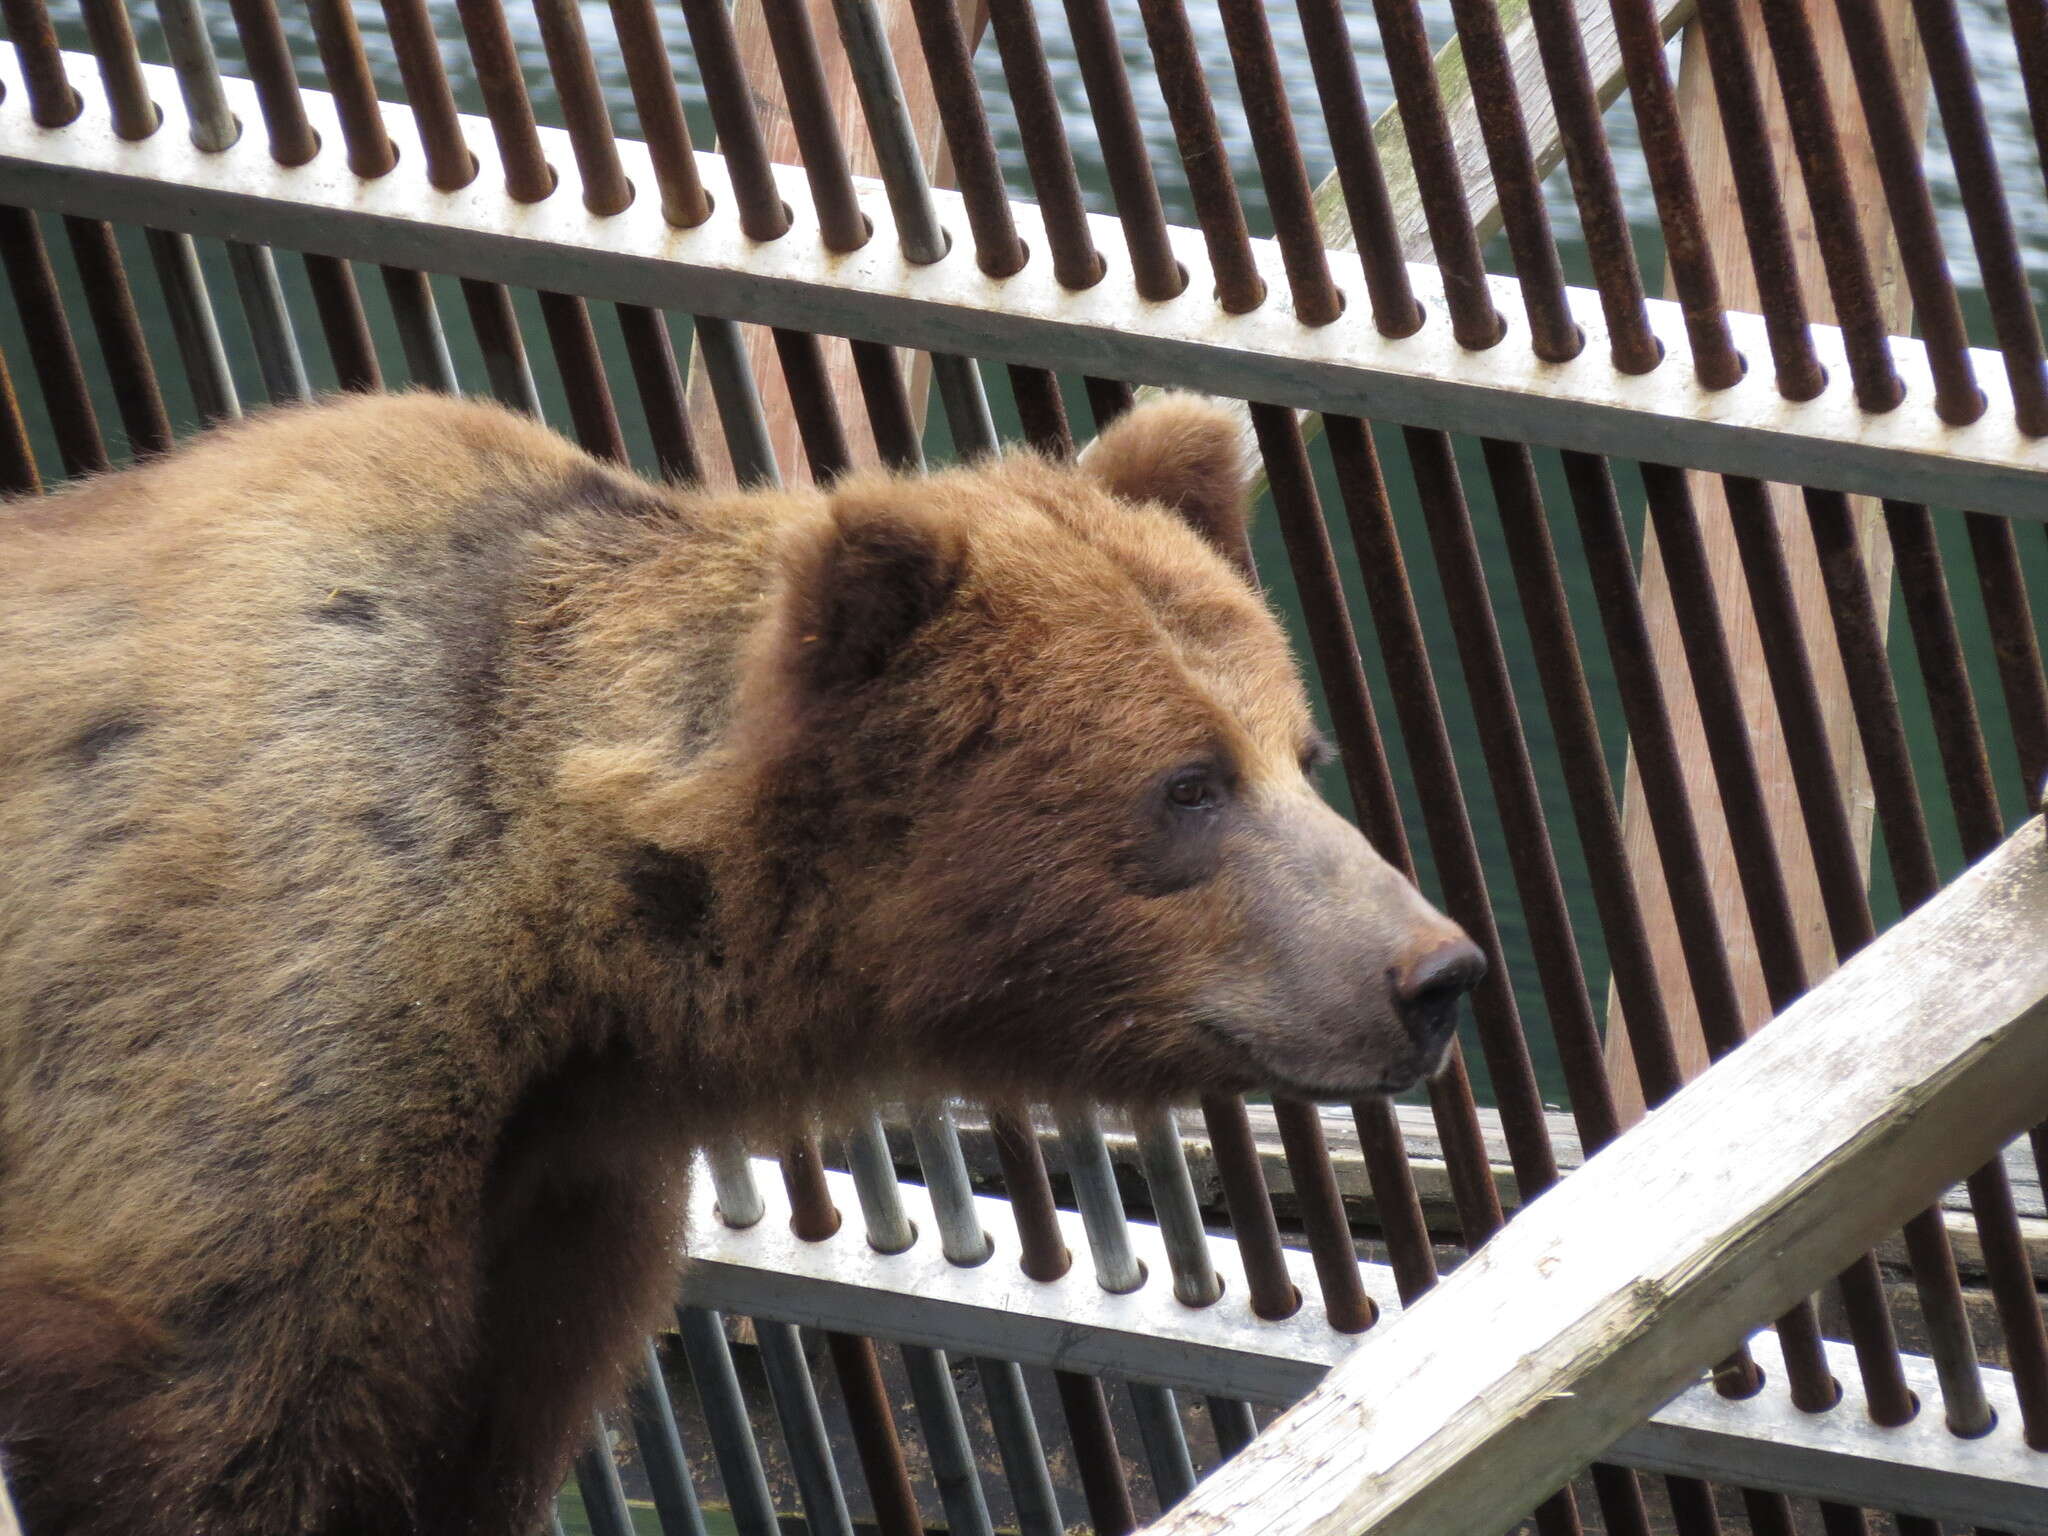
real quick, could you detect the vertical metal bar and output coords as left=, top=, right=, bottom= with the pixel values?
left=458, top=276, right=538, bottom=410
left=452, top=0, right=554, bottom=202
left=145, top=226, right=238, bottom=425
left=1053, top=1370, right=1138, bottom=1536
left=674, top=0, right=793, bottom=240
left=1679, top=0, right=1827, bottom=399
left=303, top=254, right=382, bottom=394
left=0, top=206, right=107, bottom=476
left=1127, top=1380, right=1196, bottom=1508
left=221, top=0, right=319, bottom=166
left=982, top=1357, right=1064, bottom=1536
left=383, top=266, right=460, bottom=394
left=381, top=0, right=481, bottom=191
left=907, top=1103, right=991, bottom=1266
left=1130, top=1107, right=1220, bottom=1309
left=1907, top=0, right=2048, bottom=433
left=760, top=0, right=872, bottom=253
left=704, top=1142, right=766, bottom=1228
left=627, top=1340, right=713, bottom=1536
left=828, top=0, right=998, bottom=458
left=61, top=216, right=171, bottom=459
left=1364, top=0, right=1503, bottom=347
left=822, top=1332, right=926, bottom=1536
left=1601, top=0, right=1748, bottom=387
left=902, top=0, right=1026, bottom=276
left=1056, top=0, right=1188, bottom=300
left=155, top=0, right=237, bottom=152
left=1212, top=0, right=1341, bottom=325
left=531, top=0, right=634, bottom=216
left=1441, top=0, right=1582, bottom=359
left=1811, top=0, right=1983, bottom=424
left=1133, top=0, right=1266, bottom=314
left=675, top=1306, right=781, bottom=1536
left=574, top=1414, right=636, bottom=1536
left=0, top=341, right=40, bottom=494
left=306, top=0, right=397, bottom=177
left=538, top=289, right=629, bottom=463
left=900, top=1347, right=995, bottom=1536
left=606, top=0, right=713, bottom=228
left=695, top=318, right=779, bottom=489
left=1515, top=0, right=1660, bottom=371
left=989, top=1110, right=1071, bottom=1282
left=619, top=305, right=703, bottom=485
left=225, top=242, right=312, bottom=405
left=76, top=0, right=159, bottom=140
left=779, top=1136, right=843, bottom=1242
left=1196, top=1096, right=1299, bottom=1320
left=1, top=0, right=82, bottom=127
left=982, top=0, right=1104, bottom=290
left=1054, top=1104, right=1142, bottom=1295
left=756, top=1321, right=856, bottom=1536
left=1289, top=0, right=1421, bottom=336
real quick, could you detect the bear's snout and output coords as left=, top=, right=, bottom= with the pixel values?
left=1392, top=936, right=1487, bottom=1058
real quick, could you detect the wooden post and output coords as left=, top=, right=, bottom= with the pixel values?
left=683, top=0, right=986, bottom=485
left=1603, top=0, right=1925, bottom=1120
left=1135, top=819, right=2048, bottom=1536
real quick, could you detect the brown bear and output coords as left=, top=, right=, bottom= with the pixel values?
left=0, top=391, right=1481, bottom=1535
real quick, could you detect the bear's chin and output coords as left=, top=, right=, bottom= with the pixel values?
left=1191, top=1017, right=1453, bottom=1103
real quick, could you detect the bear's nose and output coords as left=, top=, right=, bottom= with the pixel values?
left=1394, top=937, right=1488, bottom=1051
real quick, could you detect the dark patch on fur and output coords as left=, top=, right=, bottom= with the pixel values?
left=355, top=805, right=424, bottom=857
left=623, top=846, right=720, bottom=958
left=314, top=590, right=381, bottom=627
left=67, top=716, right=145, bottom=768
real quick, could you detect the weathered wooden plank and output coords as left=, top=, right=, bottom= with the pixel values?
left=1134, top=818, right=2048, bottom=1536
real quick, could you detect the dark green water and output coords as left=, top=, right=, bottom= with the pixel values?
left=8, top=1, right=2048, bottom=1110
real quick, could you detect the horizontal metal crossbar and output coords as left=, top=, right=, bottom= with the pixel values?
left=681, top=1161, right=2048, bottom=1533
left=3, top=52, right=2046, bottom=519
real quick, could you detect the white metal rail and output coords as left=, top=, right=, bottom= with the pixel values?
left=3, top=52, right=2046, bottom=520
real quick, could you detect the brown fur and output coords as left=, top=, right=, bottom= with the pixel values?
left=0, top=392, right=1472, bottom=1534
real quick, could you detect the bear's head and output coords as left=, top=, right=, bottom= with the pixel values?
left=571, top=396, right=1483, bottom=1107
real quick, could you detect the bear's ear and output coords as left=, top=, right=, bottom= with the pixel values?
left=1080, top=394, right=1252, bottom=568
left=782, top=490, right=968, bottom=696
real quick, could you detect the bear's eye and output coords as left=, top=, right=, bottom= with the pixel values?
left=1165, top=767, right=1222, bottom=812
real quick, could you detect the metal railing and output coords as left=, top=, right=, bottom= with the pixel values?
left=1, top=1, right=2046, bottom=1533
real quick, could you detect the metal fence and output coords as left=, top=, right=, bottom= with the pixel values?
left=1, top=0, right=2045, bottom=1532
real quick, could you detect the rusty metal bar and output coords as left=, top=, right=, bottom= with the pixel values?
left=1604, top=0, right=1745, bottom=388
left=1134, top=0, right=1264, bottom=316
left=537, top=289, right=627, bottom=462
left=302, top=254, right=382, bottom=392
left=903, top=0, right=1025, bottom=277
left=61, top=215, right=170, bottom=459
left=605, top=0, right=709, bottom=229
left=1196, top=1096, right=1299, bottom=1322
left=1058, top=0, right=1185, bottom=301
left=674, top=0, right=790, bottom=241
left=380, top=0, right=478, bottom=191
left=1, top=0, right=80, bottom=127
left=1213, top=0, right=1340, bottom=325
left=450, top=0, right=551, bottom=202
left=0, top=341, right=39, bottom=494
left=982, top=0, right=1102, bottom=290
left=1366, top=0, right=1502, bottom=348
left=1288, top=0, right=1418, bottom=335
left=618, top=304, right=700, bottom=484
left=0, top=204, right=104, bottom=475
left=221, top=0, right=317, bottom=166
left=1906, top=0, right=2048, bottom=434
left=532, top=0, right=633, bottom=217
left=307, top=0, right=395, bottom=178
left=1682, top=0, right=1827, bottom=399
left=759, top=0, right=870, bottom=254
left=1518, top=0, right=1659, bottom=372
left=76, top=0, right=156, bottom=141
left=1443, top=0, right=1582, bottom=361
